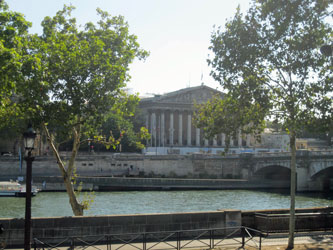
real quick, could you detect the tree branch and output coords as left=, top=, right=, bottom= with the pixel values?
left=42, top=123, right=67, bottom=178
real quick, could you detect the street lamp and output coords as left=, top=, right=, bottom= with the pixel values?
left=23, top=124, right=36, bottom=250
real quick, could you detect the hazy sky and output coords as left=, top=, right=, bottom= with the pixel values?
left=8, top=0, right=252, bottom=96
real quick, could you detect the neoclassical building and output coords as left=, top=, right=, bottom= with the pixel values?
left=139, top=85, right=251, bottom=150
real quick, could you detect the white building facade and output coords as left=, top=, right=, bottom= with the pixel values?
left=139, top=85, right=255, bottom=154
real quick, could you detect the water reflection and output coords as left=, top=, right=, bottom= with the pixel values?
left=0, top=189, right=332, bottom=218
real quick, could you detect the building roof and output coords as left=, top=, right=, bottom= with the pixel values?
left=139, top=85, right=223, bottom=110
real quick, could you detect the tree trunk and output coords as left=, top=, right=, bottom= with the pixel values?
left=63, top=174, right=84, bottom=216
left=65, top=125, right=84, bottom=216
left=287, top=130, right=296, bottom=249
left=43, top=123, right=84, bottom=216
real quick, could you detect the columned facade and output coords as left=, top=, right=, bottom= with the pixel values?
left=140, top=85, right=253, bottom=148
left=187, top=114, right=191, bottom=146
left=144, top=108, right=253, bottom=148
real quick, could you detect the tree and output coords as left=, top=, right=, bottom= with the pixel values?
left=4, top=4, right=148, bottom=216
left=0, top=1, right=33, bottom=131
left=94, top=92, right=150, bottom=153
left=194, top=0, right=332, bottom=248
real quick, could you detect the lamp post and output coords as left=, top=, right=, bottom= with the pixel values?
left=23, top=124, right=36, bottom=250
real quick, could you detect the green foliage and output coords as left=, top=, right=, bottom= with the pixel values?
left=0, top=3, right=148, bottom=141
left=199, top=0, right=332, bottom=247
left=0, top=1, right=148, bottom=215
left=194, top=93, right=267, bottom=149
left=195, top=0, right=332, bottom=144
left=97, top=111, right=150, bottom=152
left=35, top=5, right=147, bottom=134
left=72, top=167, right=95, bottom=211
left=0, top=1, right=33, bottom=130
left=83, top=91, right=151, bottom=153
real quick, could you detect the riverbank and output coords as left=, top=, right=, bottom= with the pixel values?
left=1, top=151, right=332, bottom=191
left=30, top=176, right=290, bottom=191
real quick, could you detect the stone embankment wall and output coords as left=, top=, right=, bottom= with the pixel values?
left=30, top=176, right=289, bottom=191
left=0, top=153, right=291, bottom=190
left=0, top=153, right=243, bottom=180
left=0, top=207, right=332, bottom=248
left=0, top=210, right=241, bottom=247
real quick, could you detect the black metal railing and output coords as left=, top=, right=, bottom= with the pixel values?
left=33, top=226, right=266, bottom=250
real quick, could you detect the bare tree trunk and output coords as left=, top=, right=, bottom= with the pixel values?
left=42, top=123, right=84, bottom=216
left=287, top=130, right=296, bottom=249
left=63, top=173, right=84, bottom=216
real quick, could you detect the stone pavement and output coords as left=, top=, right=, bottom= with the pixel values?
left=7, top=231, right=333, bottom=250
left=258, top=233, right=333, bottom=250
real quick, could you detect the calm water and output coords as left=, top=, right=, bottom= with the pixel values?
left=1, top=190, right=333, bottom=218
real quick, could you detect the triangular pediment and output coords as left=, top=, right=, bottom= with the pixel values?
left=141, top=85, right=223, bottom=105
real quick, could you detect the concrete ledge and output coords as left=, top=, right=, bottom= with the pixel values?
left=0, top=210, right=241, bottom=247
left=1, top=207, right=332, bottom=248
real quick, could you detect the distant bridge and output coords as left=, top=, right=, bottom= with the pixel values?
left=242, top=151, right=333, bottom=191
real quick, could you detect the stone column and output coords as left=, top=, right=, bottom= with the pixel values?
left=230, top=137, right=234, bottom=147
left=213, top=135, right=217, bottom=146
left=196, top=128, right=200, bottom=146
left=187, top=113, right=192, bottom=146
left=238, top=129, right=242, bottom=147
left=157, top=113, right=160, bottom=147
left=150, top=112, right=153, bottom=146
left=178, top=112, right=183, bottom=146
left=161, top=112, right=165, bottom=147
left=152, top=112, right=156, bottom=147
left=221, top=133, right=226, bottom=146
left=246, top=134, right=251, bottom=147
left=169, top=112, right=174, bottom=145
left=146, top=113, right=149, bottom=146
left=204, top=139, right=209, bottom=146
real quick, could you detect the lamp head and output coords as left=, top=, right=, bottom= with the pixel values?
left=23, top=124, right=36, bottom=152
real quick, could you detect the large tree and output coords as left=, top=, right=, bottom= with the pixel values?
left=0, top=1, right=33, bottom=131
left=87, top=92, right=150, bottom=153
left=2, top=4, right=148, bottom=216
left=194, top=0, right=332, bottom=248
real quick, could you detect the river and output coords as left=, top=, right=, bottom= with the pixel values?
left=1, top=190, right=333, bottom=218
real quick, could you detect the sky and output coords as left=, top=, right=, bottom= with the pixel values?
left=8, top=0, right=252, bottom=96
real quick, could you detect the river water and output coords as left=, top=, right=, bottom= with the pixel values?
left=1, top=190, right=333, bottom=218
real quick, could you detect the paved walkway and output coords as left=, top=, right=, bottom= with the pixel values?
left=7, top=232, right=333, bottom=250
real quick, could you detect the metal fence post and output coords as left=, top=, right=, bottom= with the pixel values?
left=106, top=235, right=111, bottom=250
left=241, top=227, right=245, bottom=248
left=71, top=237, right=75, bottom=250
left=210, top=230, right=214, bottom=249
left=143, top=233, right=146, bottom=250
left=177, top=232, right=181, bottom=250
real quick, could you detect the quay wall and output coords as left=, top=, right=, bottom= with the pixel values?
left=0, top=207, right=332, bottom=247
left=31, top=176, right=290, bottom=191
left=2, top=151, right=332, bottom=191
left=0, top=153, right=290, bottom=191
left=0, top=154, right=245, bottom=180
left=0, top=210, right=240, bottom=247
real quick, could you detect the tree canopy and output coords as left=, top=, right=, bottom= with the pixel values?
left=0, top=1, right=33, bottom=131
left=0, top=2, right=148, bottom=215
left=196, top=0, right=332, bottom=143
left=194, top=0, right=332, bottom=248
